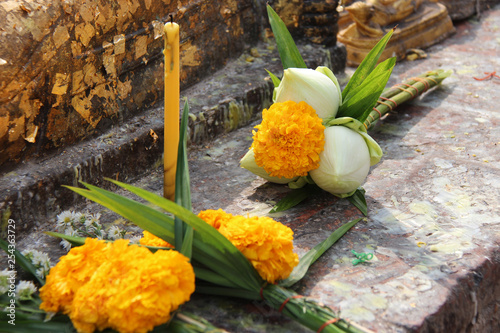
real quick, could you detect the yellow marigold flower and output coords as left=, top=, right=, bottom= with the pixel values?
left=198, top=209, right=299, bottom=284
left=40, top=238, right=195, bottom=333
left=139, top=230, right=173, bottom=248
left=39, top=238, right=108, bottom=314
left=197, top=208, right=233, bottom=229
left=251, top=100, right=325, bottom=179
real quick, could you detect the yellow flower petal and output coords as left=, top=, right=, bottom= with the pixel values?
left=139, top=230, right=173, bottom=248
left=252, top=101, right=325, bottom=179
left=40, top=238, right=194, bottom=333
left=198, top=209, right=299, bottom=284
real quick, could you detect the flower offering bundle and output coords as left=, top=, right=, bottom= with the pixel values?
left=241, top=5, right=451, bottom=214
left=1, top=102, right=366, bottom=332
left=39, top=238, right=194, bottom=333
left=0, top=4, right=451, bottom=333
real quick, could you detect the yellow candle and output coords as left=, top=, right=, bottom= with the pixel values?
left=163, top=20, right=180, bottom=200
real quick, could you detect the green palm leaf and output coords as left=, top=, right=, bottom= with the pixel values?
left=342, top=28, right=395, bottom=102
left=280, top=218, right=362, bottom=287
left=65, top=181, right=263, bottom=291
left=175, top=100, right=193, bottom=258
left=267, top=4, right=306, bottom=69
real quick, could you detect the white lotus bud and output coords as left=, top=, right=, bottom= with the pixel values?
left=309, top=126, right=372, bottom=196
left=275, top=67, right=341, bottom=119
left=240, top=148, right=298, bottom=184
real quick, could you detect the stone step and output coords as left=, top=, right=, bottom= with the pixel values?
left=2, top=4, right=500, bottom=333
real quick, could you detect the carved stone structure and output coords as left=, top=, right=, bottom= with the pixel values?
left=438, top=0, right=500, bottom=20
left=0, top=0, right=346, bottom=169
left=338, top=1, right=455, bottom=66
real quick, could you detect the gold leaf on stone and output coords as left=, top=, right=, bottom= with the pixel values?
left=83, top=63, right=97, bottom=86
left=52, top=73, right=69, bottom=95
left=114, top=34, right=126, bottom=55
left=75, top=23, right=95, bottom=47
left=129, top=0, right=140, bottom=14
left=24, top=125, right=38, bottom=143
left=71, top=41, right=82, bottom=58
left=0, top=1, right=18, bottom=12
left=0, top=116, right=9, bottom=139
left=180, top=40, right=201, bottom=67
left=79, top=3, right=94, bottom=23
left=41, top=38, right=57, bottom=63
left=71, top=95, right=101, bottom=128
left=117, top=79, right=132, bottom=100
left=8, top=117, right=24, bottom=142
left=102, top=41, right=114, bottom=54
left=152, top=21, right=163, bottom=40
left=52, top=25, right=70, bottom=49
left=103, top=54, right=117, bottom=77
left=72, top=70, right=84, bottom=94
left=135, top=35, right=148, bottom=59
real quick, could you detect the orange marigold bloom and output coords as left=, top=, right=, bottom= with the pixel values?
left=39, top=238, right=108, bottom=314
left=252, top=100, right=325, bottom=179
left=139, top=230, right=173, bottom=248
left=197, top=208, right=233, bottom=229
left=198, top=209, right=299, bottom=284
left=40, top=238, right=194, bottom=333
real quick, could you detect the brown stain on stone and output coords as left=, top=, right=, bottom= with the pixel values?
left=45, top=107, right=69, bottom=146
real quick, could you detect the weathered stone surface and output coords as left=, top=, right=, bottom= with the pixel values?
left=271, top=0, right=340, bottom=46
left=2, top=3, right=500, bottom=333
left=338, top=2, right=455, bottom=66
left=439, top=0, right=500, bottom=20
left=0, top=0, right=262, bottom=166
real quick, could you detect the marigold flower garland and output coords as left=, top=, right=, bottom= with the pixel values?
left=140, top=208, right=299, bottom=284
left=198, top=209, right=299, bottom=283
left=139, top=230, right=174, bottom=248
left=39, top=238, right=195, bottom=333
left=252, top=100, right=325, bottom=179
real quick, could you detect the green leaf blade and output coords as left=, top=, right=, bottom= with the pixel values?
left=71, top=180, right=263, bottom=291
left=342, top=28, right=395, bottom=103
left=279, top=218, right=362, bottom=287
left=175, top=100, right=192, bottom=211
left=347, top=188, right=368, bottom=216
left=193, top=266, right=242, bottom=288
left=65, top=184, right=177, bottom=244
left=0, top=238, right=45, bottom=286
left=265, top=69, right=281, bottom=88
left=45, top=231, right=86, bottom=247
left=337, top=57, right=396, bottom=122
left=267, top=4, right=306, bottom=70
left=269, top=185, right=317, bottom=213
left=174, top=100, right=193, bottom=257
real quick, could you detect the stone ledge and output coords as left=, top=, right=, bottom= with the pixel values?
left=2, top=5, right=500, bottom=333
left=0, top=40, right=346, bottom=235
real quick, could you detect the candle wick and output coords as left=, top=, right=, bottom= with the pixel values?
left=170, top=14, right=173, bottom=24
